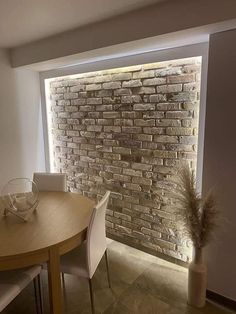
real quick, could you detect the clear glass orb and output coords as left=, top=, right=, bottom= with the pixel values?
left=1, top=178, right=39, bottom=213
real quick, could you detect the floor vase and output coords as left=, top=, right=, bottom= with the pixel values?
left=188, top=247, right=207, bottom=308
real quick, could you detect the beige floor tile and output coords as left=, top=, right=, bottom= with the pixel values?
left=2, top=240, right=234, bottom=314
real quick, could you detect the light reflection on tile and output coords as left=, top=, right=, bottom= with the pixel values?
left=2, top=239, right=234, bottom=314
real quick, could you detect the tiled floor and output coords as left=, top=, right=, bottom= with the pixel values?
left=3, top=239, right=234, bottom=314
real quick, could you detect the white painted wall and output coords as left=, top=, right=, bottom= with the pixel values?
left=10, top=0, right=236, bottom=67
left=0, top=49, right=45, bottom=192
left=203, top=29, right=236, bottom=301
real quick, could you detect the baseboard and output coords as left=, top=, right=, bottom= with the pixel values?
left=207, top=290, right=236, bottom=311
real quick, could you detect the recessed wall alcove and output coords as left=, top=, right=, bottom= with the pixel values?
left=45, top=56, right=202, bottom=263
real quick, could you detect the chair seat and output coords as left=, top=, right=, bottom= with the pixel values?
left=60, top=242, right=89, bottom=278
left=0, top=265, right=41, bottom=312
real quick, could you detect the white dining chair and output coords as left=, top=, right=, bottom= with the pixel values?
left=60, top=191, right=111, bottom=314
left=33, top=173, right=67, bottom=192
left=0, top=265, right=43, bottom=313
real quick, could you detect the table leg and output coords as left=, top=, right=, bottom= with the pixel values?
left=47, top=247, right=63, bottom=314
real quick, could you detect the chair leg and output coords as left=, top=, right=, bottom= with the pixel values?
left=105, top=250, right=111, bottom=288
left=88, top=278, right=95, bottom=314
left=33, top=274, right=43, bottom=314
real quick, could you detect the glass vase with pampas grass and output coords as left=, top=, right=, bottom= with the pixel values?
left=174, top=164, right=219, bottom=308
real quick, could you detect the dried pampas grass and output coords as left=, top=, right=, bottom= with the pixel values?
left=174, top=164, right=218, bottom=249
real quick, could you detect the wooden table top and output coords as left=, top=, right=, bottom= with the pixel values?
left=0, top=191, right=95, bottom=258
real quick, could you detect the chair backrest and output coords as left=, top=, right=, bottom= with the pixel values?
left=33, top=172, right=67, bottom=192
left=86, top=191, right=110, bottom=278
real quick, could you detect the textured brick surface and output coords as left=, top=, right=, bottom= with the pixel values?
left=47, top=57, right=201, bottom=262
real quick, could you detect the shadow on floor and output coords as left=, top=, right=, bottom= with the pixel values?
left=2, top=239, right=234, bottom=314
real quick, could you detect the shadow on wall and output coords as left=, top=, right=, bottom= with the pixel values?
left=0, top=49, right=45, bottom=192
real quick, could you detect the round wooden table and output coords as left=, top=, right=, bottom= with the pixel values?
left=0, top=191, right=95, bottom=314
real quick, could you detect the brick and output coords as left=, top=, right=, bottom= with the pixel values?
left=143, top=78, right=166, bottom=86
left=79, top=105, right=95, bottom=111
left=156, top=119, right=181, bottom=127
left=103, top=82, right=121, bottom=89
left=104, top=126, right=121, bottom=133
left=123, top=183, right=141, bottom=191
left=53, top=106, right=64, bottom=112
left=80, top=131, right=95, bottom=138
left=153, top=238, right=176, bottom=250
left=96, top=105, right=113, bottom=111
left=93, top=75, right=112, bottom=83
left=103, top=139, right=119, bottom=146
left=153, top=150, right=177, bottom=158
left=132, top=204, right=150, bottom=214
left=65, top=106, right=78, bottom=112
left=70, top=85, right=85, bottom=92
left=141, top=157, right=163, bottom=165
left=166, top=127, right=193, bottom=136
left=51, top=94, right=64, bottom=100
left=123, top=168, right=142, bottom=177
left=112, top=73, right=132, bottom=81
left=113, top=174, right=131, bottom=182
left=112, top=160, right=130, bottom=168
left=143, top=127, right=165, bottom=134
left=149, top=94, right=167, bottom=102
left=114, top=212, right=132, bottom=221
left=87, top=125, right=103, bottom=132
left=183, top=82, right=200, bottom=92
left=159, top=103, right=181, bottom=111
left=166, top=111, right=192, bottom=119
left=103, top=112, right=120, bottom=118
left=133, top=70, right=155, bottom=79
left=170, top=92, right=197, bottom=102
left=95, top=90, right=112, bottom=97
left=156, top=84, right=182, bottom=93
left=134, top=87, right=156, bottom=94
left=106, top=221, right=114, bottom=228
left=58, top=100, right=70, bottom=106
left=167, top=74, right=195, bottom=84
left=64, top=92, right=78, bottom=99
left=121, top=95, right=142, bottom=103
left=114, top=88, right=132, bottom=96
left=114, top=104, right=133, bottom=111
left=153, top=135, right=178, bottom=143
left=134, top=119, right=155, bottom=127
left=106, top=215, right=121, bottom=224
left=143, top=112, right=164, bottom=119
left=105, top=165, right=122, bottom=174
left=179, top=136, right=197, bottom=145
left=141, top=227, right=161, bottom=238
left=71, top=99, right=86, bottom=105
left=133, top=103, right=155, bottom=111
left=132, top=177, right=152, bottom=185
left=120, top=140, right=141, bottom=149
left=122, top=80, right=142, bottom=88
left=86, top=84, right=101, bottom=91
left=113, top=147, right=131, bottom=155
left=115, top=225, right=132, bottom=235
left=132, top=134, right=152, bottom=142
left=114, top=119, right=133, bottom=127
left=82, top=119, right=95, bottom=125
left=97, top=119, right=113, bottom=125
left=122, top=111, right=142, bottom=119
left=122, top=127, right=142, bottom=134
left=87, top=98, right=102, bottom=105
left=131, top=163, right=152, bottom=171
left=155, top=67, right=182, bottom=77
left=103, top=153, right=121, bottom=160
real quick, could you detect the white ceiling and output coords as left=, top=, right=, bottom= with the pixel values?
left=0, top=0, right=164, bottom=48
